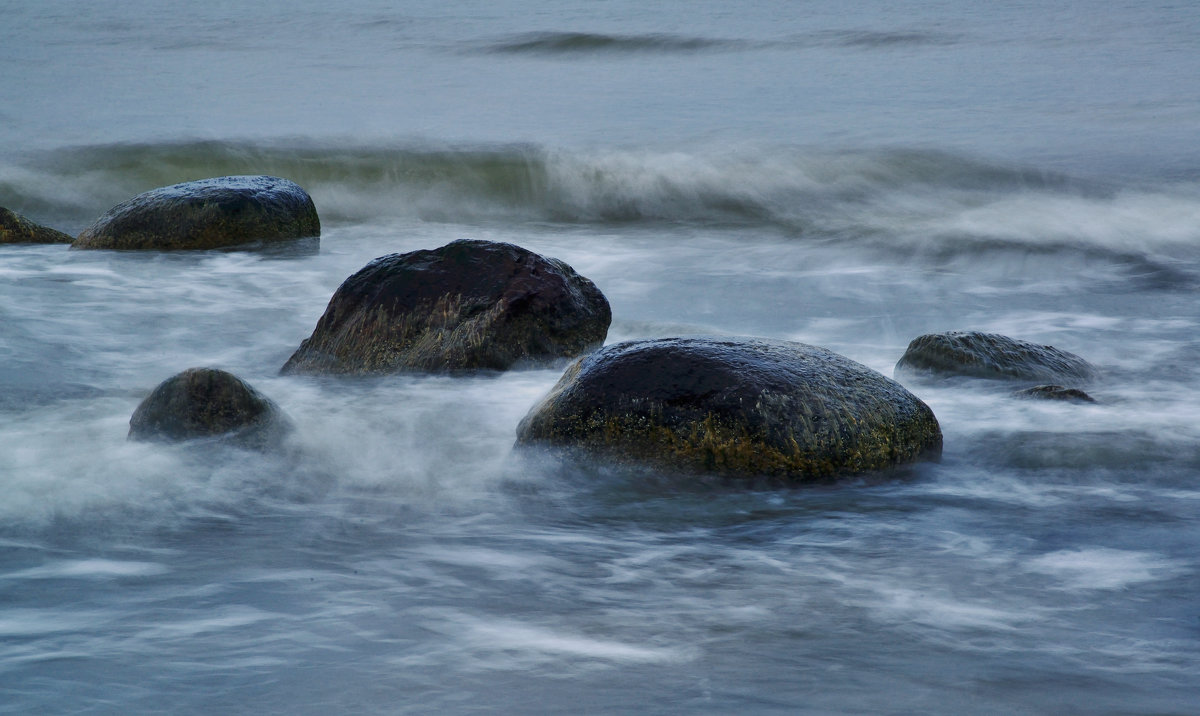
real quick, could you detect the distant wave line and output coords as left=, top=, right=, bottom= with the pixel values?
left=476, top=29, right=958, bottom=55
left=480, top=31, right=748, bottom=54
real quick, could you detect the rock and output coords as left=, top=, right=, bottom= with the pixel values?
left=1012, top=384, right=1097, bottom=403
left=128, top=368, right=292, bottom=448
left=73, top=175, right=319, bottom=250
left=1, top=207, right=73, bottom=244
left=895, top=331, right=1096, bottom=385
left=515, top=336, right=943, bottom=482
left=281, top=239, right=611, bottom=374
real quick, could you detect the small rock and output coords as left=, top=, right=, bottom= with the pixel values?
left=516, top=336, right=942, bottom=482
left=1, top=207, right=73, bottom=244
left=895, top=331, right=1095, bottom=385
left=73, top=175, right=319, bottom=250
left=281, top=239, right=611, bottom=374
left=129, top=368, right=292, bottom=448
left=1012, top=384, right=1097, bottom=403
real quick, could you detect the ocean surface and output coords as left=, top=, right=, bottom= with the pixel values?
left=3, top=1, right=1200, bottom=713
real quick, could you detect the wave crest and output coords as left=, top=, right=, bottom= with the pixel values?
left=3, top=140, right=1197, bottom=263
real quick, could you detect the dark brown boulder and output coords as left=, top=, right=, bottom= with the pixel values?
left=516, top=336, right=942, bottom=482
left=1, top=207, right=73, bottom=244
left=281, top=239, right=611, bottom=374
left=128, top=368, right=292, bottom=449
left=895, top=331, right=1096, bottom=385
left=73, top=175, right=319, bottom=250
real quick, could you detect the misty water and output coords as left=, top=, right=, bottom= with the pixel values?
left=3, top=1, right=1200, bottom=713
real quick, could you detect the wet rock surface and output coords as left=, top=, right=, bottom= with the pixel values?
left=128, top=368, right=292, bottom=448
left=895, top=331, right=1096, bottom=385
left=281, top=239, right=611, bottom=374
left=1, top=207, right=73, bottom=244
left=516, top=336, right=943, bottom=482
left=1012, top=384, right=1097, bottom=403
left=73, top=175, right=320, bottom=250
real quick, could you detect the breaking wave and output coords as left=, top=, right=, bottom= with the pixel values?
left=2, top=139, right=1197, bottom=264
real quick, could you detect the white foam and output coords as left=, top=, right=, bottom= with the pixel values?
left=3, top=559, right=169, bottom=580
left=134, top=606, right=280, bottom=640
left=467, top=620, right=690, bottom=662
left=428, top=611, right=696, bottom=666
left=869, top=586, right=1031, bottom=631
left=927, top=189, right=1200, bottom=252
left=0, top=610, right=108, bottom=637
left=1026, top=548, right=1182, bottom=590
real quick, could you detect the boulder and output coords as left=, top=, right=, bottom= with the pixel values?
left=515, top=336, right=942, bottom=482
left=281, top=239, right=611, bottom=374
left=1012, top=384, right=1097, bottom=403
left=895, top=331, right=1096, bottom=385
left=128, top=368, right=292, bottom=448
left=73, top=175, right=319, bottom=250
left=1, top=207, right=73, bottom=244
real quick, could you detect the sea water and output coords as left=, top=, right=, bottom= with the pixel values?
left=2, top=1, right=1199, bottom=713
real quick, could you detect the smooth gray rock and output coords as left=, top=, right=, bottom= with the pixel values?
left=129, top=368, right=292, bottom=449
left=895, top=331, right=1096, bottom=385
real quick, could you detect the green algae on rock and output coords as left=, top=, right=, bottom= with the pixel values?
left=129, top=367, right=293, bottom=449
left=73, top=175, right=319, bottom=250
left=895, top=331, right=1096, bottom=385
left=1, top=207, right=73, bottom=244
left=281, top=239, right=611, bottom=375
left=516, top=336, right=942, bottom=482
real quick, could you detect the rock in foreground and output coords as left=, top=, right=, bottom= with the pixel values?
left=895, top=331, right=1096, bottom=385
left=281, top=239, right=611, bottom=374
left=73, top=175, right=319, bottom=250
left=1, top=207, right=73, bottom=244
left=129, top=368, right=292, bottom=448
left=516, top=336, right=943, bottom=482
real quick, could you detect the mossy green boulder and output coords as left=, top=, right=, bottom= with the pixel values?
left=129, top=367, right=292, bottom=449
left=895, top=331, right=1096, bottom=385
left=516, top=336, right=942, bottom=482
left=281, top=239, right=611, bottom=374
left=1, top=207, right=73, bottom=244
left=73, top=175, right=319, bottom=250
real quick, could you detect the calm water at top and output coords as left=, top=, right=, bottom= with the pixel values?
left=3, top=0, right=1199, bottom=175
left=2, top=2, right=1200, bottom=714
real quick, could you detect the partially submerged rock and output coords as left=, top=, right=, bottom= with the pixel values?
left=281, top=239, right=611, bottom=374
left=129, top=368, right=292, bottom=448
left=1012, top=384, right=1097, bottom=403
left=895, top=331, right=1096, bottom=385
left=1, top=207, right=73, bottom=244
left=516, top=336, right=942, bottom=482
left=73, top=175, right=319, bottom=250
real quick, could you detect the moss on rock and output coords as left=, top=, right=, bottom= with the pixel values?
left=1, top=207, right=73, bottom=244
left=73, top=175, right=319, bottom=250
left=516, top=336, right=942, bottom=482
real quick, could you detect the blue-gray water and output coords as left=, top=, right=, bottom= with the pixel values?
left=3, top=1, right=1200, bottom=713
